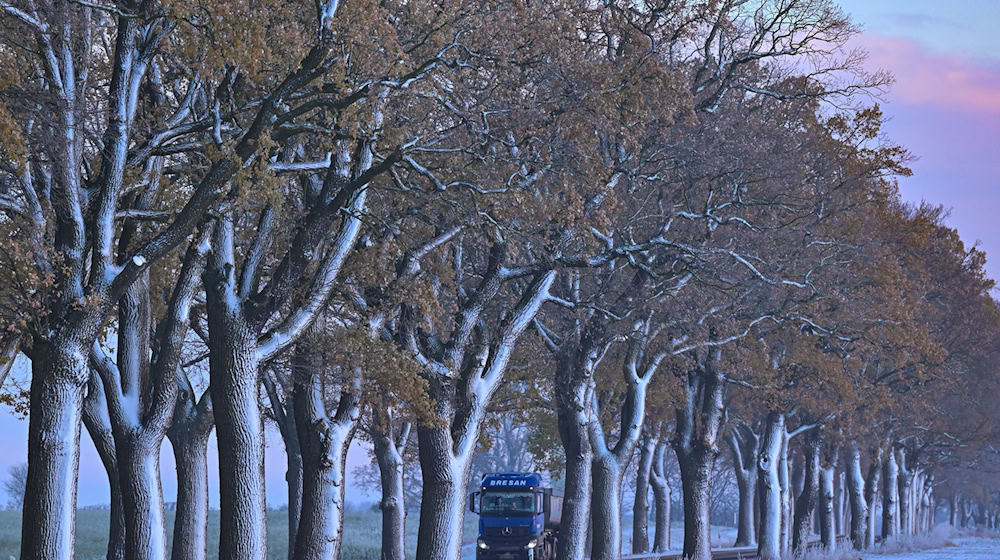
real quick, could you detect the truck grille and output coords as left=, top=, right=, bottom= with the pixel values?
left=484, top=526, right=530, bottom=537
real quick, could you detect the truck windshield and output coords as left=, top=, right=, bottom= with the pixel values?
left=480, top=491, right=536, bottom=515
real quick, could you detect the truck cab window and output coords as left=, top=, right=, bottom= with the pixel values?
left=480, top=491, right=536, bottom=515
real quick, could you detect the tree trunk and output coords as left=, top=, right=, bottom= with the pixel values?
left=170, top=432, right=211, bottom=560
left=263, top=369, right=302, bottom=560
left=671, top=352, right=726, bottom=560
left=729, top=425, right=758, bottom=547
left=949, top=494, right=957, bottom=527
left=591, top=454, right=624, bottom=560
left=374, top=419, right=410, bottom=560
left=589, top=334, right=661, bottom=560
left=864, top=451, right=881, bottom=549
left=555, top=350, right=596, bottom=560
left=83, top=376, right=126, bottom=560
left=118, top=441, right=169, bottom=560
left=205, top=304, right=266, bottom=560
left=846, top=443, right=867, bottom=550
left=676, top=448, right=715, bottom=560
left=881, top=448, right=899, bottom=541
left=286, top=443, right=303, bottom=558
left=20, top=343, right=89, bottom=560
left=779, top=432, right=792, bottom=555
left=792, top=429, right=820, bottom=554
left=649, top=441, right=672, bottom=552
left=290, top=360, right=360, bottom=560
left=896, top=448, right=912, bottom=538
left=415, top=421, right=475, bottom=560
left=819, top=462, right=835, bottom=550
left=757, top=413, right=784, bottom=560
left=835, top=470, right=845, bottom=538
left=632, top=433, right=656, bottom=553
left=168, top=383, right=213, bottom=560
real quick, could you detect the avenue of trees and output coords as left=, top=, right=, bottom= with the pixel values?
left=1, top=1, right=999, bottom=560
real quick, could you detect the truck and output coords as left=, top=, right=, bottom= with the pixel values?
left=468, top=472, right=562, bottom=560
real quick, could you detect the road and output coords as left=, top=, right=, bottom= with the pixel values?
left=863, top=537, right=1000, bottom=560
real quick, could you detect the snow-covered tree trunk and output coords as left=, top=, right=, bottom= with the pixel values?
left=846, top=443, right=867, bottom=550
left=864, top=450, right=882, bottom=549
left=672, top=350, right=726, bottom=560
left=949, top=494, right=958, bottom=527
left=290, top=345, right=361, bottom=560
left=263, top=370, right=302, bottom=559
left=168, top=376, right=213, bottom=560
left=818, top=450, right=837, bottom=550
left=83, top=374, right=126, bottom=560
left=373, top=412, right=410, bottom=560
left=757, top=412, right=784, bottom=560
left=881, top=447, right=899, bottom=540
left=554, top=337, right=602, bottom=560
left=792, top=428, right=820, bottom=554
left=835, top=470, right=846, bottom=538
left=896, top=447, right=912, bottom=537
left=780, top=432, right=792, bottom=555
left=591, top=454, right=626, bottom=560
left=650, top=440, right=672, bottom=552
left=590, top=327, right=663, bottom=560
left=632, top=432, right=657, bottom=553
left=921, top=475, right=934, bottom=534
left=728, top=424, right=759, bottom=547
left=205, top=245, right=267, bottom=560
left=21, top=343, right=90, bottom=560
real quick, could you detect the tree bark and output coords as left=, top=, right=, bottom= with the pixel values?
left=649, top=440, right=672, bottom=552
left=819, top=458, right=836, bottom=550
left=168, top=380, right=213, bottom=560
left=835, top=470, right=845, bottom=538
left=846, top=443, right=867, bottom=550
left=792, top=428, right=820, bottom=554
left=864, top=450, right=882, bottom=549
left=118, top=440, right=169, bottom=560
left=589, top=330, right=661, bottom=560
left=263, top=369, right=302, bottom=559
left=728, top=424, right=758, bottom=547
left=205, top=298, right=266, bottom=560
left=757, top=412, right=784, bottom=560
left=671, top=350, right=726, bottom=560
left=83, top=373, right=126, bottom=560
left=290, top=335, right=361, bottom=560
left=949, top=494, right=958, bottom=526
left=632, top=433, right=656, bottom=553
left=169, top=432, right=211, bottom=560
left=881, top=447, right=899, bottom=541
left=20, top=343, right=89, bottom=560
left=896, top=447, right=912, bottom=537
left=591, top=454, right=625, bottom=560
left=554, top=342, right=598, bottom=560
left=415, top=414, right=476, bottom=560
left=374, top=415, right=410, bottom=560
left=779, top=431, right=792, bottom=555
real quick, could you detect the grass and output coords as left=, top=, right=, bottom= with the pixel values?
left=0, top=509, right=478, bottom=560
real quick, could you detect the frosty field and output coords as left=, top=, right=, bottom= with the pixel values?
left=863, top=537, right=1000, bottom=560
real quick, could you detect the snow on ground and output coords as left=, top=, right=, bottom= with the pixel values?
left=862, top=537, right=1000, bottom=560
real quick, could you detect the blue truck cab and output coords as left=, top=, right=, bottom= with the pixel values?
left=469, top=472, right=561, bottom=560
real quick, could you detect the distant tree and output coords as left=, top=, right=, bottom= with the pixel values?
left=3, top=463, right=27, bottom=510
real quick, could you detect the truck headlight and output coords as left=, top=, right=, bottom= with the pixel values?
left=477, top=538, right=489, bottom=550
left=525, top=538, right=538, bottom=549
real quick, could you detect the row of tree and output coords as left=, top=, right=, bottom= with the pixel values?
left=0, top=1, right=998, bottom=560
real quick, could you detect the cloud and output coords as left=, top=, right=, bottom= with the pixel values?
left=857, top=34, right=1000, bottom=113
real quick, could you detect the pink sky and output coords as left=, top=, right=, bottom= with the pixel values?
left=842, top=1, right=1000, bottom=284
